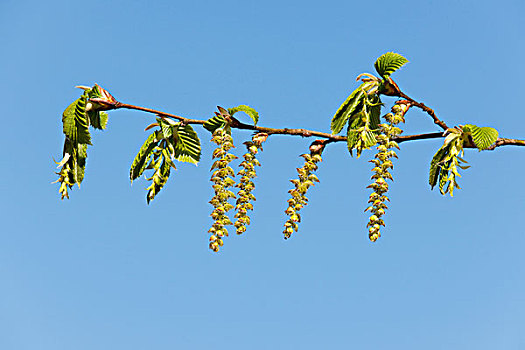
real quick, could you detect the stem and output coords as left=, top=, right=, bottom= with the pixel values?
left=398, top=92, right=449, bottom=131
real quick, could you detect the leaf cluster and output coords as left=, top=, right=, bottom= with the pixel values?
left=330, top=52, right=408, bottom=158
left=429, top=124, right=498, bottom=196
left=55, top=85, right=110, bottom=199
left=130, top=118, right=201, bottom=203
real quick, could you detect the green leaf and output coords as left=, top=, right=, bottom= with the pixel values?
left=368, top=95, right=382, bottom=131
left=346, top=113, right=364, bottom=152
left=331, top=84, right=366, bottom=134
left=73, top=143, right=87, bottom=184
left=130, top=131, right=159, bottom=182
left=429, top=145, right=449, bottom=189
left=463, top=124, right=499, bottom=150
left=158, top=118, right=174, bottom=139
left=374, top=52, right=408, bottom=78
left=173, top=123, right=201, bottom=164
left=62, top=94, right=92, bottom=145
left=87, top=111, right=108, bottom=130
left=363, top=129, right=377, bottom=148
left=429, top=134, right=468, bottom=197
left=228, top=105, right=259, bottom=125
left=203, top=115, right=226, bottom=133
left=87, top=84, right=103, bottom=98
left=146, top=149, right=171, bottom=204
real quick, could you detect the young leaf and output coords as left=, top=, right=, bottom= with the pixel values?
left=204, top=115, right=226, bottom=133
left=429, top=145, right=449, bottom=189
left=368, top=95, right=382, bottom=130
left=130, top=131, right=159, bottom=182
left=346, top=113, right=364, bottom=152
left=146, top=149, right=172, bottom=204
left=73, top=143, right=88, bottom=184
left=173, top=123, right=201, bottom=164
left=158, top=118, right=174, bottom=139
left=87, top=110, right=108, bottom=130
left=374, top=52, right=408, bottom=78
left=363, top=129, right=377, bottom=148
left=463, top=124, right=499, bottom=150
left=331, top=84, right=366, bottom=134
left=62, top=94, right=92, bottom=145
left=228, top=105, right=259, bottom=126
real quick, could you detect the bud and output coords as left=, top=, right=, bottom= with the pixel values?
left=86, top=84, right=117, bottom=111
left=252, top=132, right=268, bottom=146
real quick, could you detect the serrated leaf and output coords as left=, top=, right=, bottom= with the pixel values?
left=463, top=124, right=499, bottom=150
left=130, top=131, right=159, bottom=182
left=374, top=52, right=408, bottom=78
left=74, top=143, right=87, bottom=184
left=203, top=115, right=226, bottom=133
left=438, top=166, right=448, bottom=194
left=87, top=110, right=109, bottom=130
left=146, top=149, right=171, bottom=204
left=368, top=95, right=382, bottom=130
left=62, top=95, right=92, bottom=145
left=87, top=84, right=103, bottom=98
left=228, top=105, right=259, bottom=125
left=346, top=113, right=364, bottom=152
left=173, top=123, right=201, bottom=164
left=363, top=129, right=377, bottom=148
left=429, top=145, right=449, bottom=188
left=158, top=118, right=174, bottom=139
left=331, top=84, right=366, bottom=134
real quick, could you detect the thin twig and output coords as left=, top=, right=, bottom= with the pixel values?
left=398, top=92, right=449, bottom=131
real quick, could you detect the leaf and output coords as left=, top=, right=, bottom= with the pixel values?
left=146, top=149, right=171, bottom=204
left=130, top=131, right=159, bottom=182
left=62, top=95, right=92, bottom=145
left=173, top=123, right=201, bottom=164
left=463, top=124, right=499, bottom=150
left=363, top=129, right=377, bottom=148
left=87, top=84, right=103, bottom=98
left=374, top=52, right=409, bottom=78
left=74, top=143, right=88, bottom=184
left=204, top=115, right=226, bottom=133
left=228, top=105, right=259, bottom=125
left=158, top=118, right=174, bottom=139
left=368, top=95, right=382, bottom=131
left=429, top=145, right=449, bottom=188
left=331, top=84, right=366, bottom=134
left=87, top=111, right=108, bottom=130
left=346, top=114, right=364, bottom=152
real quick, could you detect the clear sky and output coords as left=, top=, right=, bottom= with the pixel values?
left=1, top=0, right=524, bottom=349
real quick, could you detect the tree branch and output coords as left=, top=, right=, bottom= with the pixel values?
left=397, top=92, right=449, bottom=131
left=111, top=101, right=524, bottom=150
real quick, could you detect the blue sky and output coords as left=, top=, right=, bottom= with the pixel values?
left=1, top=0, right=524, bottom=349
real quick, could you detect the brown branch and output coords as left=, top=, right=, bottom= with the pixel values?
left=488, top=138, right=525, bottom=150
left=114, top=102, right=206, bottom=125
left=110, top=101, right=524, bottom=150
left=398, top=92, right=449, bottom=131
